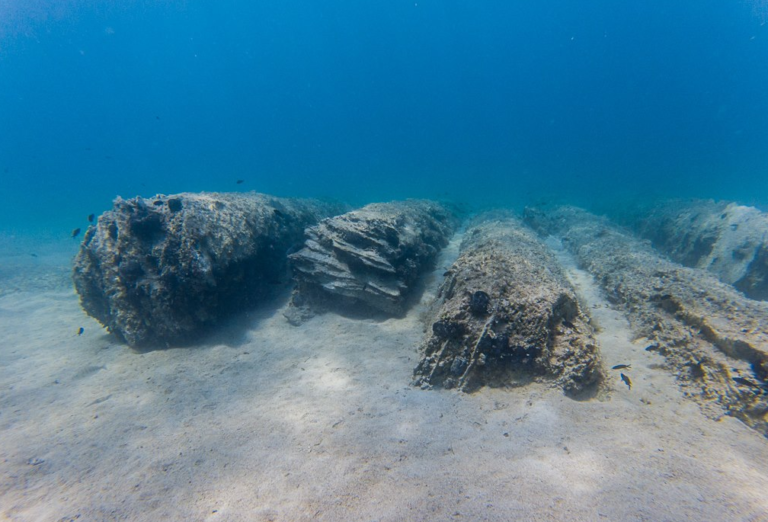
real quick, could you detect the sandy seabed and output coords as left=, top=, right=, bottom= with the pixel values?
left=1, top=234, right=768, bottom=522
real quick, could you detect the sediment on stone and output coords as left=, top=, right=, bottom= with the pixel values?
left=73, top=192, right=346, bottom=348
left=614, top=199, right=768, bottom=301
left=524, top=205, right=768, bottom=436
left=286, top=200, right=459, bottom=322
left=413, top=213, right=603, bottom=396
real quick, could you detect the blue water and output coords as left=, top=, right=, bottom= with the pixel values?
left=1, top=0, right=768, bottom=234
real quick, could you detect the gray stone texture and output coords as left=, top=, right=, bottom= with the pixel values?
left=73, top=192, right=346, bottom=347
left=413, top=214, right=603, bottom=395
left=287, top=200, right=459, bottom=320
left=619, top=199, right=768, bottom=301
left=525, top=205, right=768, bottom=436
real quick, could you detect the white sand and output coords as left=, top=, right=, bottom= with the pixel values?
left=1, top=235, right=768, bottom=521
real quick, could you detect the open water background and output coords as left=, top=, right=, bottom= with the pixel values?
left=1, top=0, right=767, bottom=235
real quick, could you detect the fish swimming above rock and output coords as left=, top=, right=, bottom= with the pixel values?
left=612, top=364, right=631, bottom=370
left=620, top=373, right=632, bottom=390
left=88, top=213, right=95, bottom=222
left=733, top=377, right=766, bottom=390
left=71, top=228, right=81, bottom=238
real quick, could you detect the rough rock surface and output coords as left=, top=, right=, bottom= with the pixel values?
left=286, top=200, right=458, bottom=321
left=413, top=214, right=603, bottom=396
left=73, top=192, right=345, bottom=347
left=525, top=205, right=768, bottom=436
left=617, top=199, right=768, bottom=301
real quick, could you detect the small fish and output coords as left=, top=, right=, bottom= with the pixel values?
left=612, top=364, right=631, bottom=370
left=236, top=179, right=245, bottom=184
left=733, top=377, right=764, bottom=389
left=30, top=253, right=38, bottom=258
left=285, top=243, right=302, bottom=257
left=71, top=228, right=81, bottom=238
left=620, top=373, right=632, bottom=390
left=88, top=213, right=95, bottom=223
left=645, top=344, right=659, bottom=352
left=77, top=327, right=84, bottom=336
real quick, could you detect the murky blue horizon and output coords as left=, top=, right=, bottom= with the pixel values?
left=2, top=0, right=767, bottom=235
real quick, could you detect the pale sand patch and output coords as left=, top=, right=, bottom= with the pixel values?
left=0, top=234, right=767, bottom=521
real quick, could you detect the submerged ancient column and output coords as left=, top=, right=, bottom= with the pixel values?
left=413, top=214, right=603, bottom=396
left=286, top=200, right=459, bottom=323
left=616, top=199, right=768, bottom=301
left=524, top=205, right=768, bottom=436
left=73, top=192, right=346, bottom=348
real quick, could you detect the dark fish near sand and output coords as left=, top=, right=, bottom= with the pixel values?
left=88, top=213, right=95, bottom=222
left=612, top=364, right=631, bottom=370
left=733, top=377, right=765, bottom=390
left=620, top=373, right=632, bottom=390
left=645, top=344, right=659, bottom=352
left=77, top=327, right=84, bottom=336
left=71, top=228, right=81, bottom=238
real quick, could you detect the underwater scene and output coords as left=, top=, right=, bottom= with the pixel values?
left=2, top=1, right=768, bottom=520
